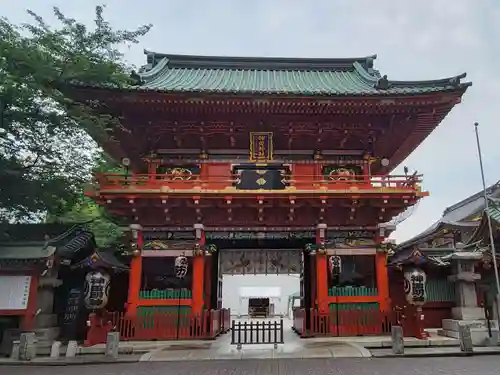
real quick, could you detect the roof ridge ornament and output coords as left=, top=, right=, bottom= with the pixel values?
left=449, top=73, right=467, bottom=87
left=365, top=57, right=375, bottom=74
left=129, top=70, right=143, bottom=86
left=374, top=75, right=390, bottom=90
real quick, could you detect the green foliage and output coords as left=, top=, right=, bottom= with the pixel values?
left=47, top=195, right=123, bottom=248
left=0, top=6, right=151, bottom=221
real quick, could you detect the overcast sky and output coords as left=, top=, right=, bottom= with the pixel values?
left=3, top=0, right=499, bottom=242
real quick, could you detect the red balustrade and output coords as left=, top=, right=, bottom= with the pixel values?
left=94, top=173, right=422, bottom=192
left=84, top=309, right=230, bottom=346
left=293, top=308, right=398, bottom=338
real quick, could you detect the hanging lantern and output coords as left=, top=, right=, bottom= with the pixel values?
left=83, top=271, right=111, bottom=310
left=404, top=268, right=427, bottom=306
left=329, top=255, right=342, bottom=276
left=174, top=255, right=189, bottom=279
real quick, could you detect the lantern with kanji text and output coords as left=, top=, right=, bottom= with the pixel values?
left=83, top=271, right=111, bottom=310
left=403, top=268, right=427, bottom=306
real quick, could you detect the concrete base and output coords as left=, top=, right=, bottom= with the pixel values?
left=34, top=314, right=58, bottom=329
left=451, top=307, right=485, bottom=320
left=439, top=319, right=499, bottom=345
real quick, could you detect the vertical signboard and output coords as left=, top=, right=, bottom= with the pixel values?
left=250, top=132, right=273, bottom=162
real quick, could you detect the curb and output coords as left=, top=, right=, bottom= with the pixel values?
left=0, top=358, right=141, bottom=367
left=371, top=350, right=500, bottom=358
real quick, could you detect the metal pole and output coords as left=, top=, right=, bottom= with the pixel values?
left=474, top=122, right=500, bottom=317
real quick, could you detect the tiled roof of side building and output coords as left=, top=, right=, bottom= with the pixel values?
left=136, top=51, right=472, bottom=96
left=395, top=181, right=500, bottom=251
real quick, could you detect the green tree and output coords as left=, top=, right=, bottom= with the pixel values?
left=0, top=6, right=151, bottom=221
left=47, top=195, right=123, bottom=248
left=47, top=156, right=126, bottom=247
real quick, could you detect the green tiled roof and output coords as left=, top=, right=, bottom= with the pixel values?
left=137, top=51, right=471, bottom=96
left=0, top=243, right=56, bottom=260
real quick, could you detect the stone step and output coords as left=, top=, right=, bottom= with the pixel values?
left=35, top=341, right=56, bottom=356
left=35, top=314, right=58, bottom=328
left=438, top=329, right=459, bottom=339
left=32, top=327, right=60, bottom=341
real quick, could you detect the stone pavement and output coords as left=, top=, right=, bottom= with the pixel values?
left=142, top=319, right=370, bottom=361
left=1, top=318, right=498, bottom=365
left=3, top=357, right=500, bottom=375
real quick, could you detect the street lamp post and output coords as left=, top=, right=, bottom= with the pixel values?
left=474, top=122, right=500, bottom=321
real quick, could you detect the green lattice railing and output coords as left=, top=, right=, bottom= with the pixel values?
left=328, top=286, right=378, bottom=297
left=328, top=302, right=379, bottom=311
left=139, top=289, right=192, bottom=299
left=426, top=279, right=455, bottom=302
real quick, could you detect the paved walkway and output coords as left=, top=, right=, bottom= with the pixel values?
left=2, top=317, right=498, bottom=365
left=143, top=318, right=370, bottom=361
left=3, top=357, right=500, bottom=374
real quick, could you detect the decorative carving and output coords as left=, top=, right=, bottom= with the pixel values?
left=322, top=165, right=362, bottom=181
left=220, top=249, right=301, bottom=275
left=157, top=165, right=200, bottom=180
left=375, top=75, right=390, bottom=90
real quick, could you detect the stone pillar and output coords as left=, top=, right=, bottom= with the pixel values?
left=441, top=251, right=499, bottom=345
left=50, top=341, right=61, bottom=358
left=65, top=340, right=78, bottom=357
left=391, top=326, right=404, bottom=354
left=450, top=252, right=483, bottom=320
left=18, top=332, right=36, bottom=361
left=36, top=267, right=62, bottom=329
left=105, top=332, right=120, bottom=359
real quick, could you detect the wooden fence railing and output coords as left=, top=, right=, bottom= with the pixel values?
left=231, top=319, right=284, bottom=349
left=292, top=308, right=397, bottom=337
left=84, top=308, right=231, bottom=346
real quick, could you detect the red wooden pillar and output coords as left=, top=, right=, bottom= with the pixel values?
left=126, top=224, right=143, bottom=316
left=203, top=229, right=213, bottom=310
left=21, top=273, right=39, bottom=330
left=148, top=159, right=159, bottom=181
left=192, top=224, right=205, bottom=313
left=375, top=235, right=390, bottom=312
left=316, top=224, right=328, bottom=313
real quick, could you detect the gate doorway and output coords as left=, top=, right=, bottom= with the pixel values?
left=206, top=235, right=310, bottom=346
left=207, top=235, right=311, bottom=319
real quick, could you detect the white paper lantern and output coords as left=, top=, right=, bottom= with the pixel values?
left=404, top=268, right=427, bottom=306
left=174, top=256, right=189, bottom=279
left=83, top=271, right=111, bottom=310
